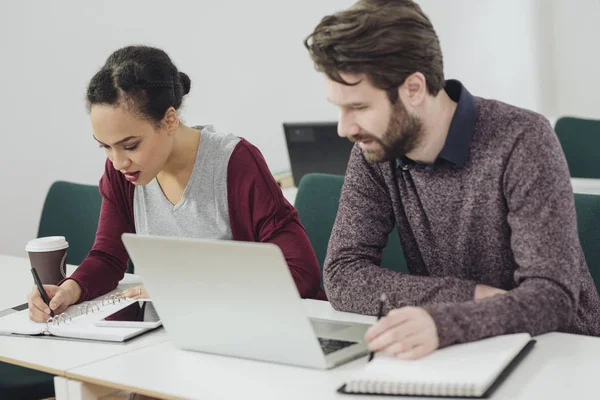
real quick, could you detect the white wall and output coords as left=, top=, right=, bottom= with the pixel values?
left=0, top=0, right=562, bottom=257
left=422, top=0, right=546, bottom=112
left=549, top=0, right=600, bottom=119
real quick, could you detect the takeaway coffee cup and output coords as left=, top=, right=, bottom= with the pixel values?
left=25, top=236, right=69, bottom=285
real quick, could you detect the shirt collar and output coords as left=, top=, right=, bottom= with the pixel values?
left=396, top=79, right=476, bottom=170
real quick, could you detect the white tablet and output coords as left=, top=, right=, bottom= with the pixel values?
left=94, top=299, right=162, bottom=329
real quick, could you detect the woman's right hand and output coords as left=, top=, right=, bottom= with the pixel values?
left=27, top=280, right=82, bottom=322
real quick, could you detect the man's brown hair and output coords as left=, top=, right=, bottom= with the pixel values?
left=304, top=0, right=444, bottom=103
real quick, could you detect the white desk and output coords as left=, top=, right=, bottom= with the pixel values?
left=282, top=186, right=299, bottom=205
left=63, top=300, right=600, bottom=400
left=571, top=177, right=600, bottom=195
left=64, top=300, right=373, bottom=400
left=0, top=255, right=168, bottom=381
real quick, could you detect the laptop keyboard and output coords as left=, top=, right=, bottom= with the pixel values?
left=318, top=338, right=357, bottom=355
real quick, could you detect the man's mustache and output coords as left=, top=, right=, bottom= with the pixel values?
left=348, top=133, right=379, bottom=143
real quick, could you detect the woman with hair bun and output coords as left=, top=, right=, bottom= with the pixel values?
left=27, top=45, right=324, bottom=321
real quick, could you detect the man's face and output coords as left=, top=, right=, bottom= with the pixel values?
left=326, top=72, right=423, bottom=163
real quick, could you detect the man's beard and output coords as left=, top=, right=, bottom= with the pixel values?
left=349, top=101, right=423, bottom=163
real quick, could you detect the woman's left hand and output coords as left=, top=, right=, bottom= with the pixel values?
left=122, top=285, right=150, bottom=300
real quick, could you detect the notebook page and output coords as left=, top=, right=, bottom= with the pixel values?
left=0, top=309, right=45, bottom=335
left=0, top=295, right=138, bottom=338
left=48, top=299, right=147, bottom=342
left=349, top=333, right=531, bottom=395
left=49, top=320, right=145, bottom=342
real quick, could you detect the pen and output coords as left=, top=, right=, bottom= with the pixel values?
left=368, top=293, right=387, bottom=362
left=30, top=268, right=55, bottom=318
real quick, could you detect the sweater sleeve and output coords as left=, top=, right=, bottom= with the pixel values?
left=227, top=139, right=324, bottom=299
left=62, top=159, right=135, bottom=302
left=324, top=145, right=476, bottom=315
left=423, top=117, right=581, bottom=348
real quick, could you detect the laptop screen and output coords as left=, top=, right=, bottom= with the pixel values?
left=283, top=122, right=355, bottom=187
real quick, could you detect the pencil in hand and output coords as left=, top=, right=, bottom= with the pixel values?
left=368, top=293, right=387, bottom=362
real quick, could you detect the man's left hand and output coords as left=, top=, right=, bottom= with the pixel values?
left=365, top=306, right=439, bottom=360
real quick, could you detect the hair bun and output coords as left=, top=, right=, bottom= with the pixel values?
left=116, top=62, right=145, bottom=91
left=179, top=72, right=191, bottom=95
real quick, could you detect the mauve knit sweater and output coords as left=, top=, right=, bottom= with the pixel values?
left=324, top=96, right=600, bottom=348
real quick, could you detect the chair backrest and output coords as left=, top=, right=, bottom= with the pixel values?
left=574, top=193, right=600, bottom=294
left=294, top=173, right=407, bottom=287
left=554, top=116, right=600, bottom=178
left=0, top=363, right=55, bottom=399
left=37, top=181, right=102, bottom=266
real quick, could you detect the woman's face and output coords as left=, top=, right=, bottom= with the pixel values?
left=90, top=105, right=173, bottom=185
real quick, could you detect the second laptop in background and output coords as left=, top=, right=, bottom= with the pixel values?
left=283, top=122, right=354, bottom=187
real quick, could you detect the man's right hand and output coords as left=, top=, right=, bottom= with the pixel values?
left=474, top=284, right=507, bottom=300
left=27, top=280, right=82, bottom=322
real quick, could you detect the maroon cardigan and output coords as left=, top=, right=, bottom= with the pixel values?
left=66, top=138, right=325, bottom=301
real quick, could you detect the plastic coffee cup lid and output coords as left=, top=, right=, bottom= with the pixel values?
left=25, top=236, right=69, bottom=252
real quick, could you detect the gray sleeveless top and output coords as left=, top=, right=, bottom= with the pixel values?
left=133, top=125, right=240, bottom=240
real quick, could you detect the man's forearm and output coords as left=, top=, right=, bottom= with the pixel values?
left=424, top=279, right=575, bottom=348
left=324, top=258, right=477, bottom=315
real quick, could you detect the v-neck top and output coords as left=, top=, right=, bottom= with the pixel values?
left=133, top=125, right=239, bottom=240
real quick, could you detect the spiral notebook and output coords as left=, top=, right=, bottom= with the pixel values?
left=0, top=294, right=156, bottom=342
left=339, top=333, right=535, bottom=398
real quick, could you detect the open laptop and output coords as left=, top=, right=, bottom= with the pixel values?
left=121, top=234, right=370, bottom=369
left=283, top=122, right=355, bottom=187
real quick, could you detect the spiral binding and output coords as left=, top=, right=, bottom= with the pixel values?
left=347, top=379, right=477, bottom=397
left=101, top=292, right=126, bottom=306
left=44, top=292, right=127, bottom=333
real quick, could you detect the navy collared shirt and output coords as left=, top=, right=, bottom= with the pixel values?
left=396, top=79, right=477, bottom=171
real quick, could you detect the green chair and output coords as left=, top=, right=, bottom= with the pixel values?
left=37, top=180, right=135, bottom=273
left=574, top=193, right=600, bottom=294
left=0, top=364, right=57, bottom=400
left=295, top=173, right=407, bottom=288
left=37, top=181, right=103, bottom=266
left=554, top=116, right=600, bottom=179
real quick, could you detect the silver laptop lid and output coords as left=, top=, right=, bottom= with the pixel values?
left=122, top=234, right=328, bottom=369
